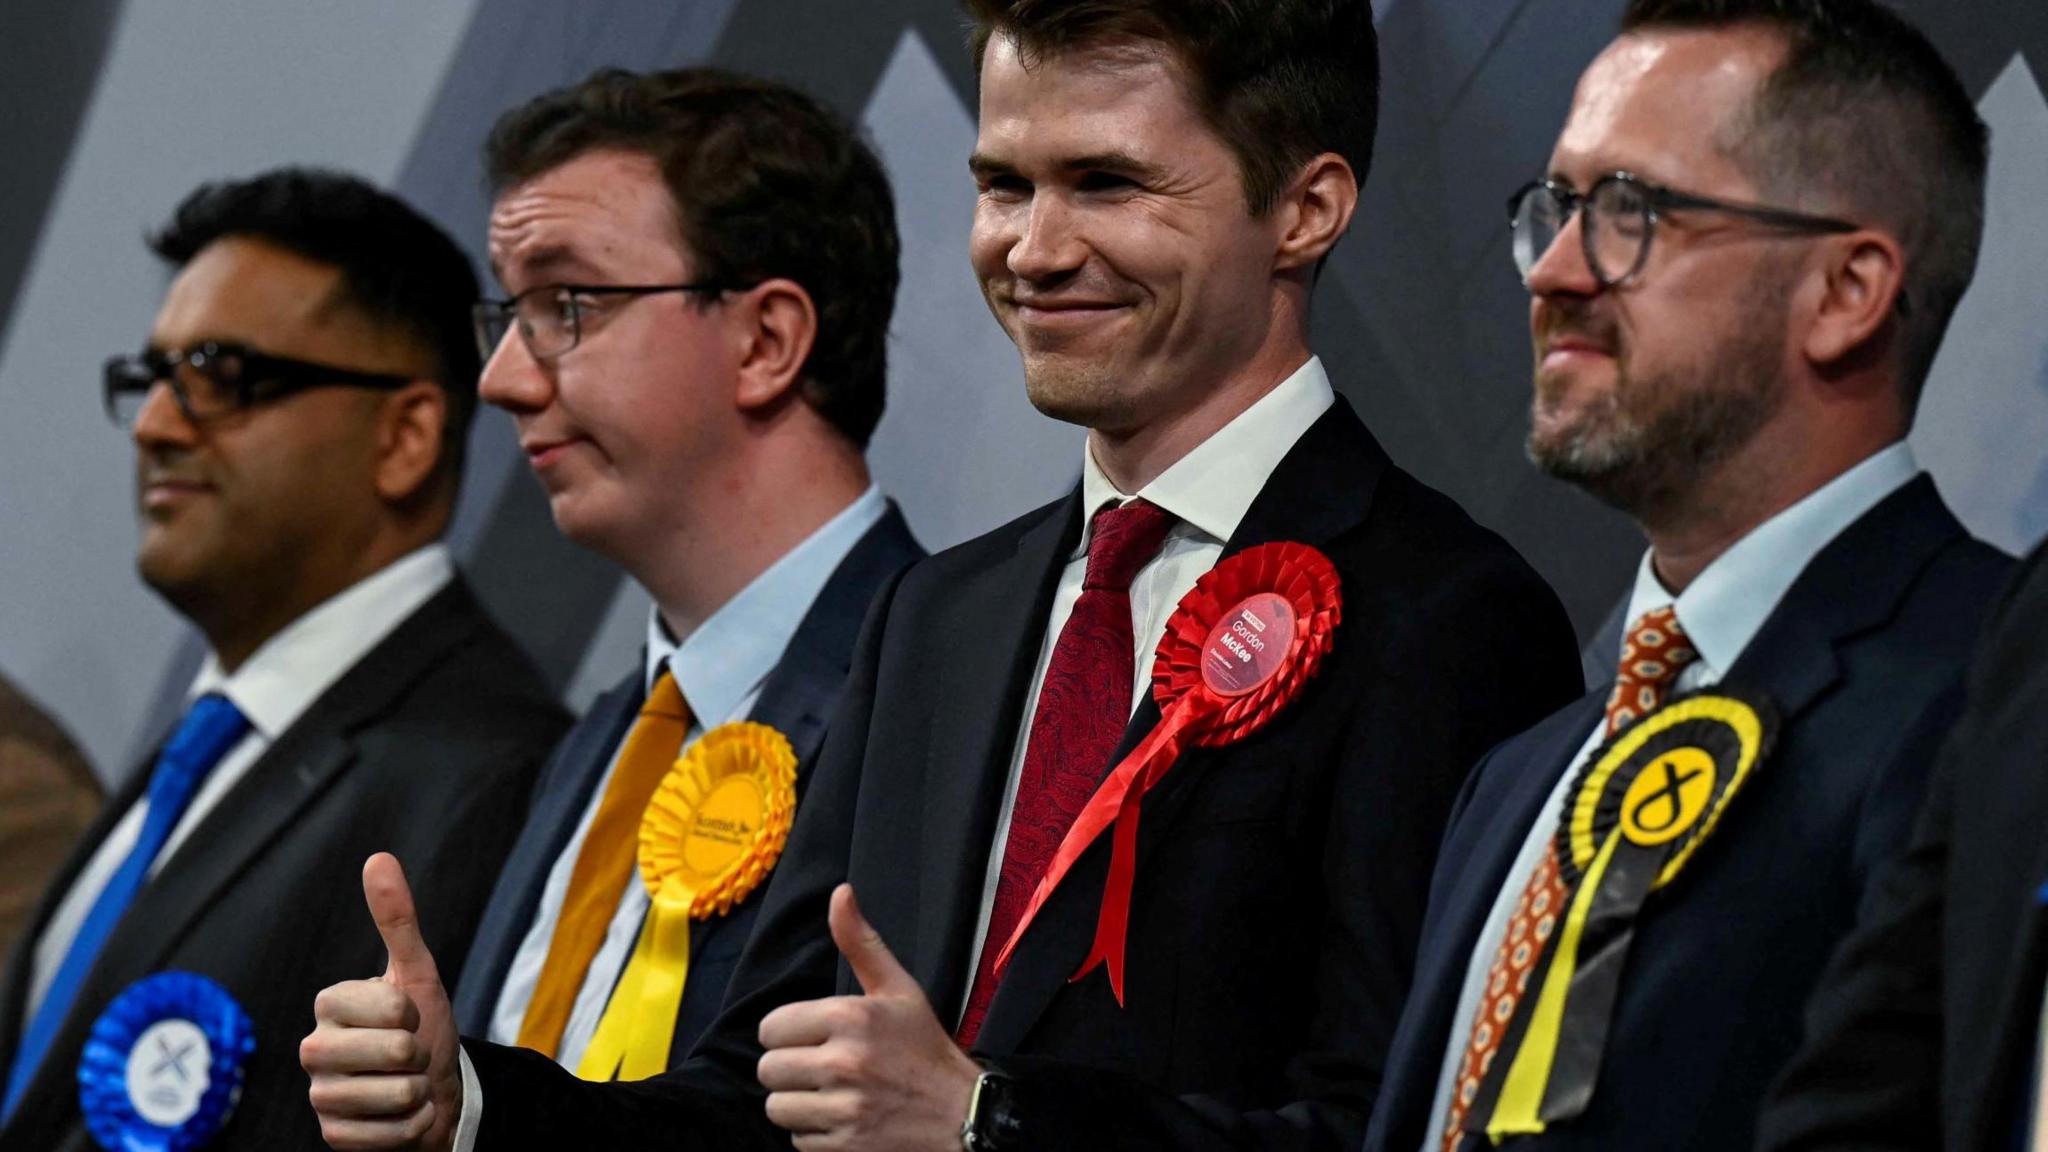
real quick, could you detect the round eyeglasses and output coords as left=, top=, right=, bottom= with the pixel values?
left=1507, top=172, right=1874, bottom=292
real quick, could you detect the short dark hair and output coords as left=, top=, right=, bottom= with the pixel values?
left=1621, top=0, right=1989, bottom=400
left=151, top=167, right=483, bottom=478
left=964, top=0, right=1379, bottom=216
left=484, top=67, right=901, bottom=448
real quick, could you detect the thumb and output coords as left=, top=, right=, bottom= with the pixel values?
left=363, top=852, right=440, bottom=989
left=829, top=883, right=915, bottom=997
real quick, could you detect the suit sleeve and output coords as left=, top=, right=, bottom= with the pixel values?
left=1751, top=745, right=1952, bottom=1151
left=1754, top=544, right=2046, bottom=1152
left=461, top=568, right=910, bottom=1151
left=998, top=547, right=1584, bottom=1150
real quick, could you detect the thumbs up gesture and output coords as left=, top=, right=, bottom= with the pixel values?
left=755, top=884, right=983, bottom=1151
left=301, top=854, right=461, bottom=1152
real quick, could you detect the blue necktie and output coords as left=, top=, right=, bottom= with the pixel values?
left=2, top=693, right=249, bottom=1119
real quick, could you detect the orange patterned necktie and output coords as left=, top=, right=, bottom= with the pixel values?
left=1438, top=606, right=1696, bottom=1150
left=517, top=669, right=692, bottom=1058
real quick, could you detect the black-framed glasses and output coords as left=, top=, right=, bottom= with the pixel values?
left=1508, top=172, right=1885, bottom=299
left=472, top=281, right=739, bottom=362
left=103, top=342, right=416, bottom=429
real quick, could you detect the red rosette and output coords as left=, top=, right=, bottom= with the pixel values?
left=994, top=542, right=1342, bottom=1004
left=1151, top=539, right=1343, bottom=748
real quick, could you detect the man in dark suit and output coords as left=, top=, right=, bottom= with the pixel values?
left=1360, top=4, right=2008, bottom=1152
left=301, top=6, right=1581, bottom=1150
left=0, top=169, right=567, bottom=1151
left=1755, top=543, right=2048, bottom=1149
left=430, top=67, right=919, bottom=1090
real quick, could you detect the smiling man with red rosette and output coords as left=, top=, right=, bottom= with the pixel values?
left=297, top=3, right=1581, bottom=1149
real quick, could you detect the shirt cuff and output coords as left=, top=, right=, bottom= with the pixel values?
left=451, top=1043, right=482, bottom=1152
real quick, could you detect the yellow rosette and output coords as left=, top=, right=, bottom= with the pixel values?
left=576, top=722, right=797, bottom=1081
left=1469, top=688, right=1777, bottom=1143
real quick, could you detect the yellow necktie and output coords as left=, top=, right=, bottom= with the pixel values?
left=516, top=670, right=691, bottom=1058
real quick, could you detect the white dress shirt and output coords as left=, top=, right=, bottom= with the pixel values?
left=480, top=487, right=887, bottom=1063
left=26, top=544, right=455, bottom=1017
left=959, top=356, right=1335, bottom=999
left=1417, top=442, right=1921, bottom=1150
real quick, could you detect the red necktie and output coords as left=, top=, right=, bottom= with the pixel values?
left=955, top=498, right=1176, bottom=1047
left=1439, top=606, right=1696, bottom=1149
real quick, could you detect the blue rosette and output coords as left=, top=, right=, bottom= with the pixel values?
left=77, top=971, right=254, bottom=1152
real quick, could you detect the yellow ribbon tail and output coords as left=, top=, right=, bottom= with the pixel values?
left=575, top=894, right=692, bottom=1082
left=1486, top=830, right=1620, bottom=1143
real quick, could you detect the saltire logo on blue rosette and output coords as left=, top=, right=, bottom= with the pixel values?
left=77, top=971, right=253, bottom=1152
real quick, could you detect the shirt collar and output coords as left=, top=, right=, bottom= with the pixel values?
left=1616, top=441, right=1920, bottom=678
left=189, top=544, right=455, bottom=739
left=1076, top=355, right=1335, bottom=552
left=643, top=485, right=888, bottom=724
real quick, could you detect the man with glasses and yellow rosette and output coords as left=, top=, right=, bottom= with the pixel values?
left=296, top=65, right=922, bottom=1152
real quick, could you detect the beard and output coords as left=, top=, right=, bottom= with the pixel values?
left=1527, top=288, right=1789, bottom=520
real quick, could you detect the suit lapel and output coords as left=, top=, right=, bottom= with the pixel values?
left=9, top=582, right=484, bottom=1105
left=0, top=767, right=151, bottom=1068
left=911, top=495, right=1082, bottom=1022
left=750, top=506, right=923, bottom=771
left=1721, top=477, right=1960, bottom=724
left=450, top=675, right=639, bottom=1033
left=1416, top=697, right=1603, bottom=1036
left=974, top=400, right=1388, bottom=1052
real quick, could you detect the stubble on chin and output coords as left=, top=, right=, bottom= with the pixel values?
left=1020, top=355, right=1137, bottom=430
left=1527, top=367, right=1646, bottom=485
left=1526, top=349, right=1784, bottom=519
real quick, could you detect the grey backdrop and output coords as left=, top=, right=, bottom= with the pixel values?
left=2, top=0, right=2043, bottom=781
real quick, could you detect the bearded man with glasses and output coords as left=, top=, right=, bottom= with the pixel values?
left=1361, top=3, right=2014, bottom=1151
left=0, top=168, right=568, bottom=1152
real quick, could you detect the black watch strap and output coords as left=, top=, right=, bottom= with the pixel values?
left=961, top=1062, right=1022, bottom=1151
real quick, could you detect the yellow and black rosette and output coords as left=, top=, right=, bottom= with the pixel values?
left=1466, top=688, right=1777, bottom=1142
left=576, top=722, right=797, bottom=1081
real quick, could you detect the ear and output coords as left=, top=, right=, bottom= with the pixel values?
left=731, top=279, right=819, bottom=413
left=1272, top=152, right=1359, bottom=273
left=1802, top=231, right=1906, bottom=368
left=372, top=381, right=449, bottom=504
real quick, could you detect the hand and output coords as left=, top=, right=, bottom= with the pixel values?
left=301, top=853, right=462, bottom=1152
left=757, top=884, right=983, bottom=1152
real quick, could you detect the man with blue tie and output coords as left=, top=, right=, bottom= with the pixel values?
left=1360, top=4, right=2012, bottom=1151
left=315, top=64, right=919, bottom=1137
left=0, top=169, right=567, bottom=1151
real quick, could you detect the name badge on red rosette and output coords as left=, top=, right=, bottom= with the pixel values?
left=995, top=541, right=1342, bottom=1004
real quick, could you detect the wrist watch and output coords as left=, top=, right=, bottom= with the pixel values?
left=960, top=1062, right=1022, bottom=1151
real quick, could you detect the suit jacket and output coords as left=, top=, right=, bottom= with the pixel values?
left=464, top=397, right=1585, bottom=1150
left=1362, top=477, right=2012, bottom=1152
left=0, top=578, right=567, bottom=1152
left=452, top=505, right=923, bottom=1062
left=1756, top=535, right=2048, bottom=1151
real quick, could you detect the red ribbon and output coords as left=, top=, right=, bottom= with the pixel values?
left=994, top=542, right=1342, bottom=1004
